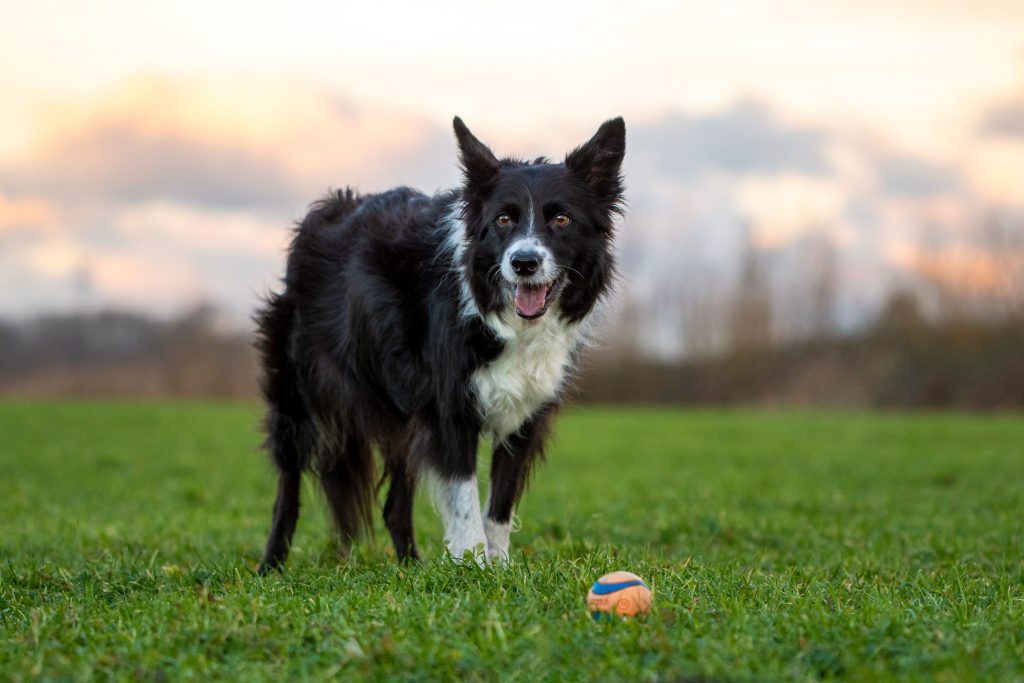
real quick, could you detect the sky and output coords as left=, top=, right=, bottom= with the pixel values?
left=2, top=0, right=1023, bottom=352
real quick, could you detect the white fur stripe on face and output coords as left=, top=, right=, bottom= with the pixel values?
left=432, top=474, right=486, bottom=562
left=525, top=193, right=536, bottom=236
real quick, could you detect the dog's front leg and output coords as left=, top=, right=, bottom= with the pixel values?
left=418, top=418, right=487, bottom=563
left=485, top=409, right=552, bottom=564
left=435, top=473, right=487, bottom=563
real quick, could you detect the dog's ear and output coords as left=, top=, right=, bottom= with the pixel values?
left=565, top=117, right=626, bottom=204
left=453, top=117, right=499, bottom=190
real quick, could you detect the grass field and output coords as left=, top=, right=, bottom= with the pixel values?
left=1, top=402, right=1022, bottom=681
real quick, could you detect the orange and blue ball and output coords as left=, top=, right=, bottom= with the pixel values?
left=587, top=571, right=653, bottom=619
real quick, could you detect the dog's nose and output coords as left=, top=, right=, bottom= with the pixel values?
left=510, top=250, right=543, bottom=276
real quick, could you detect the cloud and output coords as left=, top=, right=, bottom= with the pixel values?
left=0, top=199, right=290, bottom=318
left=0, top=78, right=453, bottom=213
left=979, top=98, right=1024, bottom=138
left=0, top=196, right=58, bottom=233
left=627, top=99, right=831, bottom=180
left=736, top=174, right=847, bottom=247
left=873, top=152, right=962, bottom=197
left=4, top=120, right=307, bottom=210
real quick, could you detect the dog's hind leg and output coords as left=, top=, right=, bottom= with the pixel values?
left=382, top=452, right=420, bottom=561
left=259, top=469, right=301, bottom=574
left=485, top=409, right=552, bottom=564
left=258, top=411, right=311, bottom=574
left=383, top=481, right=419, bottom=561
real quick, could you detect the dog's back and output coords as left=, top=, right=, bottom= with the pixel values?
left=258, top=185, right=455, bottom=424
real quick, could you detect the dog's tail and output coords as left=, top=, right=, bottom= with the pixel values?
left=254, top=290, right=315, bottom=476
left=254, top=291, right=297, bottom=413
left=254, top=291, right=377, bottom=548
left=316, top=422, right=378, bottom=549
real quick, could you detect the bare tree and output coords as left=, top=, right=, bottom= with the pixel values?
left=805, top=231, right=838, bottom=337
left=727, top=238, right=775, bottom=352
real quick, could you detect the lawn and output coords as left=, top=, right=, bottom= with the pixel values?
left=1, top=402, right=1022, bottom=681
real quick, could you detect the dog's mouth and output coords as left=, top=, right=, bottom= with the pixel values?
left=513, top=276, right=565, bottom=320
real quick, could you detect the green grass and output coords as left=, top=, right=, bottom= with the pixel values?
left=1, top=402, right=1022, bottom=682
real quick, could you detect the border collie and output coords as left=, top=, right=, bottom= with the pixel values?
left=256, top=116, right=625, bottom=571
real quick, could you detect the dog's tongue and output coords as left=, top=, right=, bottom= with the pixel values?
left=515, top=284, right=548, bottom=317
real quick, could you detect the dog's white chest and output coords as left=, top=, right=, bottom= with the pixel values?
left=472, top=314, right=580, bottom=441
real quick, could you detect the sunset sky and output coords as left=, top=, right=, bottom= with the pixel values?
left=2, top=1, right=1023, bottom=351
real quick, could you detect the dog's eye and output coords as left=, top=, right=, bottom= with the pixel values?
left=553, top=213, right=572, bottom=227
left=496, top=213, right=512, bottom=227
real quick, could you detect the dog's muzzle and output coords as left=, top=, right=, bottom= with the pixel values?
left=502, top=242, right=560, bottom=320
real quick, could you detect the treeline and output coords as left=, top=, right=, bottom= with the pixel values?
left=1, top=296, right=1022, bottom=408
left=0, top=306, right=258, bottom=399
left=578, top=299, right=1024, bottom=408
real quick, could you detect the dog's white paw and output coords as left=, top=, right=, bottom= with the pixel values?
left=484, top=517, right=511, bottom=565
left=446, top=540, right=487, bottom=566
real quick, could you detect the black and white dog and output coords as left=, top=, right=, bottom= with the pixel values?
left=256, top=116, right=625, bottom=571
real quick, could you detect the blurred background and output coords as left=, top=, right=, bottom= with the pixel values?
left=2, top=0, right=1022, bottom=407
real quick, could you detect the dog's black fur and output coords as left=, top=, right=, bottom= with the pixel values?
left=256, top=117, right=625, bottom=571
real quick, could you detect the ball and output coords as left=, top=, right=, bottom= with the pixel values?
left=587, top=570, right=653, bottom=619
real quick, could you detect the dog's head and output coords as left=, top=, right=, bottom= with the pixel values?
left=453, top=117, right=625, bottom=324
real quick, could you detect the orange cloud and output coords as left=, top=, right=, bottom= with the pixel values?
left=966, top=140, right=1024, bottom=204
left=737, top=174, right=845, bottom=248
left=890, top=241, right=1024, bottom=298
left=0, top=195, right=59, bottom=233
left=1, top=75, right=461, bottom=221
